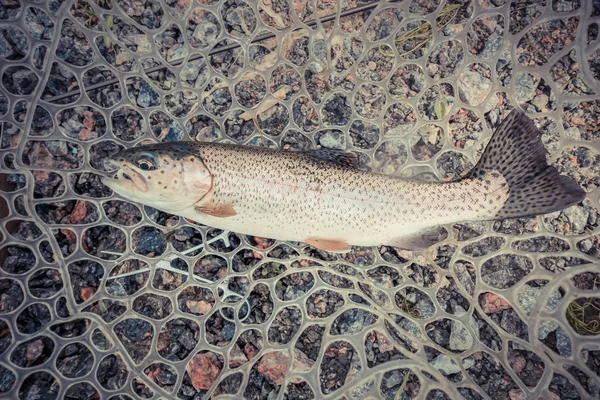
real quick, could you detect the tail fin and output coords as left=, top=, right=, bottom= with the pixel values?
left=464, top=108, right=585, bottom=219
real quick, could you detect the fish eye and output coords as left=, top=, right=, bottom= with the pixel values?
left=137, top=157, right=157, bottom=171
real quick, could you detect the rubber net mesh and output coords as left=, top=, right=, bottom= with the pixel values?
left=1, top=0, right=600, bottom=399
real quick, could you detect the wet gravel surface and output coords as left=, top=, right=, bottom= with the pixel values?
left=1, top=0, right=600, bottom=399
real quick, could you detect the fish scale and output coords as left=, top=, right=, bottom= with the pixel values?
left=194, top=143, right=504, bottom=245
left=103, top=109, right=585, bottom=251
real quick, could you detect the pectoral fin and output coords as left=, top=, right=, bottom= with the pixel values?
left=386, top=227, right=446, bottom=251
left=305, top=237, right=350, bottom=252
left=195, top=202, right=237, bottom=218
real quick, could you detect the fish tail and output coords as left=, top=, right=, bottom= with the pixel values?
left=464, top=108, right=585, bottom=219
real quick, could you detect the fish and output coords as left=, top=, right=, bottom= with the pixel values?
left=101, top=109, right=585, bottom=252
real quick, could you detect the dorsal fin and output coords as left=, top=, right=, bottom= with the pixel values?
left=304, top=148, right=358, bottom=168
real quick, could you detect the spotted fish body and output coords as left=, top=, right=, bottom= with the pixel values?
left=181, top=144, right=507, bottom=246
left=102, top=110, right=585, bottom=251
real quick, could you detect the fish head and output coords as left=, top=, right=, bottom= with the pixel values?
left=101, top=143, right=212, bottom=211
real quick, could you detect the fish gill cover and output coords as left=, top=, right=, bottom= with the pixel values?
left=0, top=0, right=600, bottom=399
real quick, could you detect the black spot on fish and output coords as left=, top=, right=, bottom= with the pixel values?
left=158, top=181, right=162, bottom=185
left=161, top=170, right=164, bottom=174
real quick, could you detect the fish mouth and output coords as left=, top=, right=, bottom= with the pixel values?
left=101, top=160, right=148, bottom=193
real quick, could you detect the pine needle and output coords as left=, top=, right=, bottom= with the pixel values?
left=566, top=298, right=600, bottom=335
left=380, top=3, right=462, bottom=58
left=394, top=372, right=411, bottom=400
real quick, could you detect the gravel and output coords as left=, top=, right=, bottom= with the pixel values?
left=0, top=1, right=598, bottom=399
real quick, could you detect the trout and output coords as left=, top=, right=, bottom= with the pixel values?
left=102, top=109, right=585, bottom=252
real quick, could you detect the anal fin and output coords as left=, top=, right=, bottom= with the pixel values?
left=305, top=237, right=350, bottom=252
left=195, top=202, right=237, bottom=218
left=386, top=227, right=446, bottom=251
